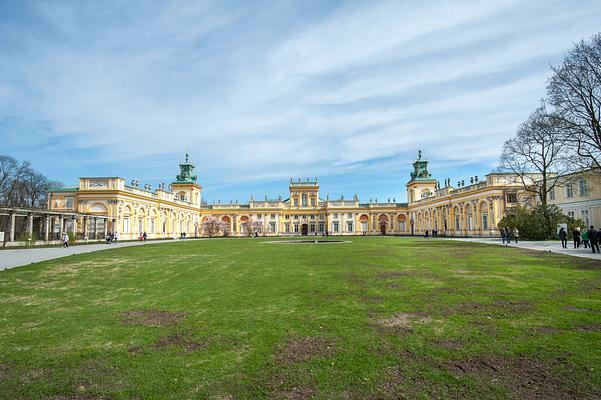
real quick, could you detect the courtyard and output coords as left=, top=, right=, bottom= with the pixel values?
left=0, top=237, right=600, bottom=399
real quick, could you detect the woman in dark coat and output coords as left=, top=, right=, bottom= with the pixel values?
left=559, top=227, right=568, bottom=249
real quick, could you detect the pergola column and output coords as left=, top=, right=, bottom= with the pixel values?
left=8, top=212, right=15, bottom=241
left=72, top=216, right=77, bottom=236
left=93, top=217, right=98, bottom=240
left=27, top=212, right=34, bottom=239
left=82, top=216, right=88, bottom=239
left=58, top=214, right=65, bottom=239
left=44, top=214, right=50, bottom=241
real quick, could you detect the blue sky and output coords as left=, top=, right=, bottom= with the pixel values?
left=1, top=0, right=600, bottom=203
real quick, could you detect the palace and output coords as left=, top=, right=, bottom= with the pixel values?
left=45, top=153, right=601, bottom=240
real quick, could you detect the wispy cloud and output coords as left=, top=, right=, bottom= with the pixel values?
left=0, top=0, right=600, bottom=201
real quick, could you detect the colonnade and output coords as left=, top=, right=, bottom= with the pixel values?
left=0, top=207, right=114, bottom=246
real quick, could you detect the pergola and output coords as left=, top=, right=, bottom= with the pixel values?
left=0, top=207, right=114, bottom=245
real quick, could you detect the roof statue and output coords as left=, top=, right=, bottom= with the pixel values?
left=174, top=153, right=198, bottom=184
left=409, top=149, right=434, bottom=182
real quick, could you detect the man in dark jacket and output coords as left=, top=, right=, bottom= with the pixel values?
left=588, top=226, right=599, bottom=254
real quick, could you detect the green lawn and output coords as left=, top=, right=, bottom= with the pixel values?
left=1, top=237, right=600, bottom=399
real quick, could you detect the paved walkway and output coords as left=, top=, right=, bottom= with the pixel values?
left=448, top=237, right=601, bottom=261
left=0, top=239, right=195, bottom=270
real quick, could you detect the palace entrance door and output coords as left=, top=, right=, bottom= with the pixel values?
left=301, top=224, right=308, bottom=235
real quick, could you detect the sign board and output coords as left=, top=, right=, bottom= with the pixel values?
left=557, top=223, right=568, bottom=235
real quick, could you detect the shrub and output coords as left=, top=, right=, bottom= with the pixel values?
left=498, top=205, right=570, bottom=240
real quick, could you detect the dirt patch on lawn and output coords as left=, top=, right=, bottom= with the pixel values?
left=379, top=313, right=432, bottom=328
left=154, top=331, right=206, bottom=353
left=577, top=324, right=601, bottom=332
left=47, top=396, right=113, bottom=400
left=0, top=363, right=9, bottom=378
left=447, top=355, right=597, bottom=399
left=121, top=310, right=186, bottom=327
left=127, top=345, right=143, bottom=355
left=375, top=271, right=409, bottom=279
left=442, top=299, right=534, bottom=318
left=360, top=295, right=385, bottom=303
left=276, top=336, right=335, bottom=364
left=564, top=305, right=601, bottom=314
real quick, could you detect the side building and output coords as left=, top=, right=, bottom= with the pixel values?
left=46, top=152, right=598, bottom=240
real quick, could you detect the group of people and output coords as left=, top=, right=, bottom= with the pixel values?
left=423, top=229, right=438, bottom=238
left=558, top=226, right=600, bottom=253
left=500, top=227, right=519, bottom=245
left=105, top=231, right=120, bottom=244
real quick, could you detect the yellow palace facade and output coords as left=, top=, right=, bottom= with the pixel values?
left=47, top=153, right=529, bottom=240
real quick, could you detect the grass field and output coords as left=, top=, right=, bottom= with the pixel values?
left=0, top=237, right=600, bottom=399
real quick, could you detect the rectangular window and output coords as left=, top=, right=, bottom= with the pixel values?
left=270, top=222, right=276, bottom=233
left=65, top=197, right=74, bottom=209
left=568, top=211, right=575, bottom=219
left=257, top=214, right=262, bottom=219
left=548, top=188, right=555, bottom=201
left=285, top=223, right=290, bottom=233
left=319, top=214, right=325, bottom=220
left=332, top=222, right=339, bottom=232
left=566, top=184, right=574, bottom=198
left=294, top=224, right=299, bottom=233
left=294, top=215, right=299, bottom=219
left=333, top=213, right=339, bottom=219
left=506, top=193, right=517, bottom=203
left=579, top=179, right=587, bottom=196
left=150, top=218, right=155, bottom=233
left=271, top=214, right=276, bottom=219
left=347, top=213, right=352, bottom=219
left=347, top=221, right=353, bottom=232
left=310, top=215, right=315, bottom=220
left=310, top=198, right=315, bottom=206
left=293, top=198, right=298, bottom=206
left=285, top=215, right=290, bottom=219
left=581, top=209, right=590, bottom=226
left=123, top=217, right=130, bottom=233
left=310, top=224, right=315, bottom=232
left=319, top=222, right=325, bottom=232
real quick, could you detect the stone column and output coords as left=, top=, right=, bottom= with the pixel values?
left=27, top=213, right=33, bottom=240
left=44, top=214, right=50, bottom=241
left=72, top=216, right=77, bottom=236
left=59, top=215, right=65, bottom=239
left=82, top=216, right=87, bottom=239
left=8, top=212, right=15, bottom=242
left=93, top=217, right=98, bottom=240
left=103, top=218, right=108, bottom=239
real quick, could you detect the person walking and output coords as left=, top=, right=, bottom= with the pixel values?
left=113, top=231, right=119, bottom=243
left=588, top=226, right=600, bottom=254
left=500, top=227, right=507, bottom=245
left=573, top=226, right=582, bottom=249
left=559, top=227, right=568, bottom=249
left=582, top=228, right=590, bottom=249
left=106, top=232, right=112, bottom=244
left=62, top=232, right=69, bottom=248
left=142, top=231, right=147, bottom=241
left=513, top=228, right=519, bottom=244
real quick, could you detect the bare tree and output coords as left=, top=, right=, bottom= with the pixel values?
left=548, top=33, right=601, bottom=169
left=500, top=103, right=570, bottom=208
left=0, top=154, right=63, bottom=208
